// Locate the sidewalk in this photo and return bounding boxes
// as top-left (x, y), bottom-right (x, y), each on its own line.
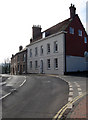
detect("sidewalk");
top-left (66, 93), bottom-right (88, 119)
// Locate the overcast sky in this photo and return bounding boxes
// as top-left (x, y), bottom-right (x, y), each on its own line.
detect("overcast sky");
top-left (0, 0), bottom-right (87, 63)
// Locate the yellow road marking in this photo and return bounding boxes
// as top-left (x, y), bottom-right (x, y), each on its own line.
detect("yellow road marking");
top-left (53, 92), bottom-right (87, 120)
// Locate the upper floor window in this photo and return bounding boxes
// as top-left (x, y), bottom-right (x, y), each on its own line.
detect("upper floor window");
top-left (17, 55), bottom-right (20, 62)
top-left (78, 30), bottom-right (82, 36)
top-left (54, 41), bottom-right (58, 52)
top-left (42, 32), bottom-right (45, 38)
top-left (69, 27), bottom-right (74, 34)
top-left (35, 47), bottom-right (38, 56)
top-left (40, 45), bottom-right (43, 55)
top-left (23, 54), bottom-right (26, 62)
top-left (30, 49), bottom-right (32, 57)
top-left (47, 59), bottom-right (51, 69)
top-left (47, 43), bottom-right (50, 53)
top-left (84, 37), bottom-right (87, 43)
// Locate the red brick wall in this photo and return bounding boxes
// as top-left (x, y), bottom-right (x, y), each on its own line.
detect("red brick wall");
top-left (66, 15), bottom-right (88, 57)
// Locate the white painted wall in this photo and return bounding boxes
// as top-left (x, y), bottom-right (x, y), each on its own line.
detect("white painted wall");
top-left (27, 32), bottom-right (65, 75)
top-left (66, 56), bottom-right (87, 72)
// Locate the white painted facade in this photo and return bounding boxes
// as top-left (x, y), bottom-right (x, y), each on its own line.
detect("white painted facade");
top-left (27, 32), bottom-right (66, 75)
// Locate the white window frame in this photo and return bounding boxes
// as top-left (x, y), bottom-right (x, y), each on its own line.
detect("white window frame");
top-left (35, 47), bottom-right (38, 56)
top-left (47, 43), bottom-right (50, 54)
top-left (47, 59), bottom-right (51, 69)
top-left (30, 49), bottom-right (32, 57)
top-left (54, 58), bottom-right (58, 69)
top-left (35, 60), bottom-right (38, 69)
top-left (40, 45), bottom-right (43, 55)
top-left (54, 41), bottom-right (58, 52)
top-left (30, 61), bottom-right (32, 69)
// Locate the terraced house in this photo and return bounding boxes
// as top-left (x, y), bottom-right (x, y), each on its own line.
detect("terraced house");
top-left (11, 46), bottom-right (27, 75)
top-left (26, 4), bottom-right (88, 75)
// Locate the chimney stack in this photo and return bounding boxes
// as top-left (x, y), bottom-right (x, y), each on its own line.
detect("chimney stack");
top-left (19, 46), bottom-right (23, 51)
top-left (69, 4), bottom-right (76, 18)
top-left (32, 25), bottom-right (42, 41)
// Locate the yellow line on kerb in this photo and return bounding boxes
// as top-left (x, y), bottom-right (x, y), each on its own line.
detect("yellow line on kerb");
top-left (53, 92), bottom-right (87, 120)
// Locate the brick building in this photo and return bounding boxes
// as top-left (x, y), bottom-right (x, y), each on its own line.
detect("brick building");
top-left (11, 46), bottom-right (27, 75)
top-left (27, 4), bottom-right (88, 75)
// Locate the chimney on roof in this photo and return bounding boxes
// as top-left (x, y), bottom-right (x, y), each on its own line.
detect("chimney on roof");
top-left (19, 46), bottom-right (23, 51)
top-left (69, 4), bottom-right (76, 18)
top-left (32, 25), bottom-right (42, 41)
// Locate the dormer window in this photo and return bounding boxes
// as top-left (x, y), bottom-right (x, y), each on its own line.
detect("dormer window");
top-left (69, 27), bottom-right (74, 34)
top-left (78, 30), bottom-right (82, 36)
top-left (42, 32), bottom-right (45, 38)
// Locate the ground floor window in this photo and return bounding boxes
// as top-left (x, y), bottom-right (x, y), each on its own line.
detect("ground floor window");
top-left (35, 61), bottom-right (38, 69)
top-left (30, 61), bottom-right (32, 69)
top-left (54, 58), bottom-right (58, 69)
top-left (47, 59), bottom-right (50, 69)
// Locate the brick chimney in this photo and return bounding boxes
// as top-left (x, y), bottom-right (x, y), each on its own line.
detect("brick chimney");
top-left (69, 4), bottom-right (76, 18)
top-left (19, 46), bottom-right (23, 51)
top-left (32, 25), bottom-right (42, 41)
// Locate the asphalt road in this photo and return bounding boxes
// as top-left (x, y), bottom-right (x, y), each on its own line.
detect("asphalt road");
top-left (2, 75), bottom-right (69, 118)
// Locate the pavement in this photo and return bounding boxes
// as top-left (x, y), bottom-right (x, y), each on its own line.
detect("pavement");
top-left (57, 73), bottom-right (88, 120)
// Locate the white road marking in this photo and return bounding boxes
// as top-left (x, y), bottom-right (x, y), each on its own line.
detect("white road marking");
top-left (68, 97), bottom-right (73, 102)
top-left (19, 79), bottom-right (26, 87)
top-left (78, 88), bottom-right (82, 91)
top-left (69, 88), bottom-right (73, 91)
top-left (79, 92), bottom-right (82, 95)
top-left (0, 82), bottom-right (6, 86)
top-left (0, 92), bottom-right (11, 100)
top-left (69, 85), bottom-right (72, 88)
top-left (69, 92), bottom-right (73, 96)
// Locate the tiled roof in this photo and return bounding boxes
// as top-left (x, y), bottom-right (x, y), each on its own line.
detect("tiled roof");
top-left (43, 18), bottom-right (72, 37)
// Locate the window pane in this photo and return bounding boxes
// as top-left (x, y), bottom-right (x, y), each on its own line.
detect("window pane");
top-left (47, 59), bottom-right (50, 69)
top-left (78, 30), bottom-right (82, 36)
top-left (69, 27), bottom-right (74, 34)
top-left (47, 44), bottom-right (50, 53)
top-left (54, 41), bottom-right (58, 52)
top-left (54, 58), bottom-right (58, 68)
top-left (84, 37), bottom-right (87, 43)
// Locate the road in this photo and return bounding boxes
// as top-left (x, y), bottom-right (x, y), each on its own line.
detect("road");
top-left (2, 75), bottom-right (69, 118)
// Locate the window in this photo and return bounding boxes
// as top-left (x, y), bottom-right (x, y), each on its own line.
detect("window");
top-left (23, 54), bottom-right (26, 62)
top-left (35, 61), bottom-right (38, 69)
top-left (23, 65), bottom-right (25, 72)
top-left (54, 58), bottom-right (58, 69)
top-left (47, 43), bottom-right (50, 53)
top-left (69, 27), bottom-right (74, 34)
top-left (35, 47), bottom-right (38, 56)
top-left (30, 61), bottom-right (32, 69)
top-left (18, 65), bottom-right (19, 72)
top-left (17, 56), bottom-right (20, 62)
top-left (40, 45), bottom-right (43, 55)
top-left (54, 41), bottom-right (58, 52)
top-left (30, 49), bottom-right (32, 57)
top-left (84, 37), bottom-right (87, 43)
top-left (47, 59), bottom-right (50, 69)
top-left (78, 30), bottom-right (82, 36)
top-left (42, 32), bottom-right (45, 38)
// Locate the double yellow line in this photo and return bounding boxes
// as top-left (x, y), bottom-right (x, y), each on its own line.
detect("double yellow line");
top-left (53, 92), bottom-right (87, 120)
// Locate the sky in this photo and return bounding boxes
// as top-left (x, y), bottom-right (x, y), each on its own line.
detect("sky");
top-left (0, 0), bottom-right (88, 63)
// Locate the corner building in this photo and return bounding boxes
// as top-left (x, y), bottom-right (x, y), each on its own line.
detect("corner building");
top-left (27, 4), bottom-right (88, 75)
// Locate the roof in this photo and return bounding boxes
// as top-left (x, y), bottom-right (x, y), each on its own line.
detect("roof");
top-left (11, 47), bottom-right (27, 59)
top-left (43, 17), bottom-right (72, 37)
